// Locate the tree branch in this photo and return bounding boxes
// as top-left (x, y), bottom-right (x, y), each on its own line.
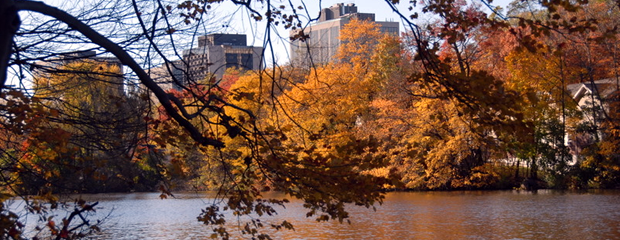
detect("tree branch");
top-left (14, 0), bottom-right (224, 148)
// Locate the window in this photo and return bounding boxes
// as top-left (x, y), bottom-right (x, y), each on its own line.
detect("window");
top-left (240, 54), bottom-right (252, 69)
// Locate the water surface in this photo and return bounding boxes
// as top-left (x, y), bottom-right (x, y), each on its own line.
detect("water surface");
top-left (17, 190), bottom-right (620, 239)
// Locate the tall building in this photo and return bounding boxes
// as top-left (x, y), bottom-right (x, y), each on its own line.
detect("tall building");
top-left (150, 34), bottom-right (263, 91)
top-left (289, 3), bottom-right (399, 65)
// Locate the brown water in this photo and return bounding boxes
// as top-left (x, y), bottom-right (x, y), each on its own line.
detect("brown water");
top-left (19, 190), bottom-right (620, 239)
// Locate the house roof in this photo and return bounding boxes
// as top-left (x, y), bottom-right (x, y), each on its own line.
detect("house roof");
top-left (567, 78), bottom-right (620, 101)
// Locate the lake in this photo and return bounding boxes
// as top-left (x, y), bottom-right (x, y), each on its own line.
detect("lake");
top-left (13, 190), bottom-right (620, 239)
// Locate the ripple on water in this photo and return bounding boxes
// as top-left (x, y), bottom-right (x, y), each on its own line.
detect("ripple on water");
top-left (15, 190), bottom-right (620, 240)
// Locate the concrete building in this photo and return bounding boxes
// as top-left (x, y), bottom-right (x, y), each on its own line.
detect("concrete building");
top-left (33, 50), bottom-right (125, 96)
top-left (36, 50), bottom-right (123, 69)
top-left (150, 34), bottom-right (263, 91)
top-left (148, 60), bottom-right (185, 91)
top-left (289, 3), bottom-right (399, 65)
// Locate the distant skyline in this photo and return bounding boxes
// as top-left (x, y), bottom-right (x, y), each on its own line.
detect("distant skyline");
top-left (38, 0), bottom-right (512, 66)
top-left (210, 0), bottom-right (512, 65)
top-left (210, 0), bottom-right (415, 65)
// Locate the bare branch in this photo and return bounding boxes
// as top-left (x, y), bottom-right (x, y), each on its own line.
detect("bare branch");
top-left (14, 0), bottom-right (224, 148)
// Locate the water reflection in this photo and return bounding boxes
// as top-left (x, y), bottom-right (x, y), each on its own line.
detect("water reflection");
top-left (17, 190), bottom-right (620, 239)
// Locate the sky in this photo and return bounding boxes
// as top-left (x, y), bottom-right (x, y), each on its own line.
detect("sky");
top-left (209, 0), bottom-right (512, 65)
top-left (7, 0), bottom-right (512, 89)
top-left (37, 0), bottom-right (413, 65)
top-left (35, 0), bottom-right (512, 66)
top-left (209, 0), bottom-right (416, 65)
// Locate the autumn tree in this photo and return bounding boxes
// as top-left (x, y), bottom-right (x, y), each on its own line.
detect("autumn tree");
top-left (27, 59), bottom-right (153, 193)
top-left (558, 0), bottom-right (620, 188)
top-left (1, 0), bottom-right (618, 238)
top-left (0, 86), bottom-right (106, 239)
top-left (276, 19), bottom-right (392, 151)
top-left (384, 0), bottom-right (532, 189)
top-left (499, 0), bottom-right (620, 188)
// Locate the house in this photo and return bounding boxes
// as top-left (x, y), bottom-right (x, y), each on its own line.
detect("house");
top-left (566, 78), bottom-right (620, 161)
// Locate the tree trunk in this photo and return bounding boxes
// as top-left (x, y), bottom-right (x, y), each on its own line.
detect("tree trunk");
top-left (0, 0), bottom-right (20, 89)
top-left (515, 160), bottom-right (520, 181)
